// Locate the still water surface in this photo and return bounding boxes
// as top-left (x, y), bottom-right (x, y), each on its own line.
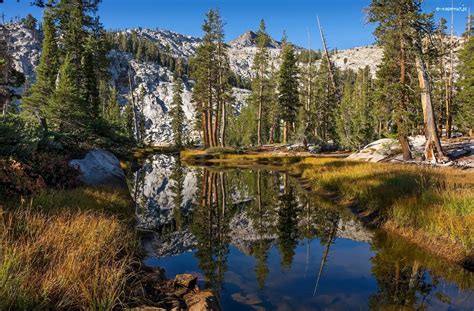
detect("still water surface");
top-left (133, 154), bottom-right (474, 310)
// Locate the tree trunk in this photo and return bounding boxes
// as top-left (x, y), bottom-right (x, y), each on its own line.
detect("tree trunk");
top-left (399, 134), bottom-right (412, 161)
top-left (220, 98), bottom-right (226, 147)
top-left (414, 53), bottom-right (446, 162)
top-left (398, 37), bottom-right (412, 160)
top-left (128, 71), bottom-right (141, 145)
top-left (269, 124), bottom-right (275, 144)
top-left (283, 121), bottom-right (288, 144)
top-left (257, 81), bottom-right (263, 146)
top-left (202, 110), bottom-right (209, 148)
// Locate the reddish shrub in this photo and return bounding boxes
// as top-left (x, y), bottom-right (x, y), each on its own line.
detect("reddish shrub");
top-left (29, 152), bottom-right (81, 190)
top-left (0, 159), bottom-right (47, 197)
top-left (1, 152), bottom-right (81, 198)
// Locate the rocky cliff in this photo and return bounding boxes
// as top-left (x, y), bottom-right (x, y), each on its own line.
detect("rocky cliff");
top-left (4, 22), bottom-right (408, 145)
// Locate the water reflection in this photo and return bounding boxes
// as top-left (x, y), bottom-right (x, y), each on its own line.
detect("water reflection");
top-left (133, 154), bottom-right (474, 310)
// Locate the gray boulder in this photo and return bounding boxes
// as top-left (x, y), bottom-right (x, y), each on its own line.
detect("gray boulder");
top-left (70, 149), bottom-right (126, 188)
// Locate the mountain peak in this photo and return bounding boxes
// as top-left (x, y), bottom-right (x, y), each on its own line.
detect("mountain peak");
top-left (229, 30), bottom-right (281, 49)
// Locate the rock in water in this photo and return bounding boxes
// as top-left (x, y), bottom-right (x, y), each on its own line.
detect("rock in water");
top-left (70, 149), bottom-right (126, 188)
top-left (174, 273), bottom-right (197, 289)
top-left (184, 291), bottom-right (221, 311)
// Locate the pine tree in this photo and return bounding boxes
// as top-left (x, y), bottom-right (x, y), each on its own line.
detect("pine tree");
top-left (267, 62), bottom-right (279, 144)
top-left (0, 24), bottom-right (12, 115)
top-left (336, 67), bottom-right (376, 149)
top-left (313, 57), bottom-right (339, 142)
top-left (456, 35), bottom-right (474, 134)
top-left (82, 36), bottom-right (100, 118)
top-left (297, 36), bottom-right (318, 144)
top-left (369, 0), bottom-right (445, 161)
top-left (55, 0), bottom-right (107, 131)
top-left (250, 19), bottom-right (272, 146)
top-left (369, 0), bottom-right (418, 160)
top-left (430, 18), bottom-right (448, 136)
top-left (170, 75), bottom-right (186, 148)
top-left (191, 9), bottom-right (232, 148)
top-left (277, 34), bottom-right (300, 144)
top-left (48, 53), bottom-right (85, 133)
top-left (22, 8), bottom-right (59, 133)
top-left (105, 86), bottom-right (121, 125)
top-left (23, 14), bottom-right (37, 32)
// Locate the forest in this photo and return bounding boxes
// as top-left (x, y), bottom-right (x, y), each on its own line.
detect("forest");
top-left (0, 0), bottom-right (473, 310)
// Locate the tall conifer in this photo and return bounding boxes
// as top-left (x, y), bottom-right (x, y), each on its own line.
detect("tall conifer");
top-left (277, 34), bottom-right (300, 144)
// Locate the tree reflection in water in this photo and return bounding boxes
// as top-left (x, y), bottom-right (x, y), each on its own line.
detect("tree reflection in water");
top-left (189, 167), bottom-right (345, 295)
top-left (135, 157), bottom-right (474, 310)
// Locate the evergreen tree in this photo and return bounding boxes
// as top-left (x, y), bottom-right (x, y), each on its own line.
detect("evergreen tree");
top-left (277, 34), bottom-right (300, 144)
top-left (250, 19), bottom-right (272, 146)
top-left (297, 42), bottom-right (318, 144)
top-left (170, 75), bottom-right (186, 148)
top-left (22, 8), bottom-right (59, 133)
top-left (105, 86), bottom-right (121, 125)
top-left (123, 101), bottom-right (135, 140)
top-left (267, 63), bottom-right (280, 143)
top-left (0, 25), bottom-right (12, 115)
top-left (313, 57), bottom-right (339, 142)
top-left (430, 18), bottom-right (449, 136)
top-left (369, 0), bottom-right (445, 161)
top-left (456, 35), bottom-right (474, 134)
top-left (369, 0), bottom-right (420, 160)
top-left (191, 9), bottom-right (232, 148)
top-left (48, 53), bottom-right (85, 133)
top-left (23, 14), bottom-right (37, 31)
top-left (336, 67), bottom-right (376, 149)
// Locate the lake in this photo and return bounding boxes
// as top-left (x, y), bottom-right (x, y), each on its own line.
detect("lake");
top-left (132, 154), bottom-right (474, 310)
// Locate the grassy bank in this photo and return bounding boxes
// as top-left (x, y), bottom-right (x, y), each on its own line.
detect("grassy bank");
top-left (182, 150), bottom-right (474, 268)
top-left (0, 187), bottom-right (139, 310)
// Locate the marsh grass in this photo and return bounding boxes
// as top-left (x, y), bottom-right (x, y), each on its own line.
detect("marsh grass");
top-left (0, 187), bottom-right (139, 310)
top-left (291, 158), bottom-right (474, 251)
top-left (182, 150), bottom-right (474, 259)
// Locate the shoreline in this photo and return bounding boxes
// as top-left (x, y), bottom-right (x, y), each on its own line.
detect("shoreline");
top-left (180, 149), bottom-right (474, 271)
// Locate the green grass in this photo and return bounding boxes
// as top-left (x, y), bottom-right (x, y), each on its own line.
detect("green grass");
top-left (0, 187), bottom-right (139, 310)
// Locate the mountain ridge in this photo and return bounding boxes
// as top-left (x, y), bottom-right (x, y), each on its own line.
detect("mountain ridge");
top-left (6, 22), bottom-right (387, 145)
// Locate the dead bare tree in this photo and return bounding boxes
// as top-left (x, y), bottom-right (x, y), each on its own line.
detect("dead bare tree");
top-left (412, 36), bottom-right (447, 162)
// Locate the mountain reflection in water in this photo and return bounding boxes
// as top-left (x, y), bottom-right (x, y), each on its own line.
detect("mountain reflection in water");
top-left (132, 154), bottom-right (474, 310)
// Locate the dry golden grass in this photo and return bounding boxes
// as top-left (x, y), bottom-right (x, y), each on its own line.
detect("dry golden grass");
top-left (291, 158), bottom-right (474, 251)
top-left (182, 151), bottom-right (474, 262)
top-left (0, 187), bottom-right (138, 310)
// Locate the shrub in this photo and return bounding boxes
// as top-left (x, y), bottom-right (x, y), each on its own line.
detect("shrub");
top-left (29, 152), bottom-right (80, 190)
top-left (0, 114), bottom-right (40, 158)
top-left (0, 159), bottom-right (46, 197)
top-left (0, 152), bottom-right (80, 199)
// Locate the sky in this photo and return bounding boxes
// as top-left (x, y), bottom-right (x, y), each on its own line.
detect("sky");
top-left (1, 0), bottom-right (472, 49)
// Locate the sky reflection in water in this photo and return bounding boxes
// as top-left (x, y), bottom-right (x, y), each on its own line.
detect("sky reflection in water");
top-left (135, 155), bottom-right (474, 310)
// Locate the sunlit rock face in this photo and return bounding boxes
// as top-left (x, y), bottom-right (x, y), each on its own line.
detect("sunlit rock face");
top-left (7, 22), bottom-right (402, 145)
top-left (108, 50), bottom-right (199, 145)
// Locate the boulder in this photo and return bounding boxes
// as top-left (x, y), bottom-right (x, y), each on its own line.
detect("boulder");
top-left (69, 149), bottom-right (126, 188)
top-left (174, 273), bottom-right (197, 289)
top-left (184, 290), bottom-right (221, 311)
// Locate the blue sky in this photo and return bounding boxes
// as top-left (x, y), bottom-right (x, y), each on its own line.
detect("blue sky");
top-left (1, 0), bottom-right (472, 49)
